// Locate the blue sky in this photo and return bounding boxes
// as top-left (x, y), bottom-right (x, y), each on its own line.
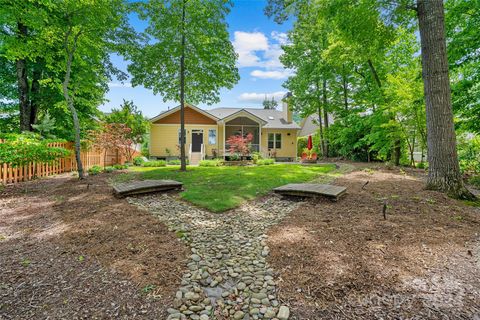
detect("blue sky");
top-left (102, 0), bottom-right (293, 118)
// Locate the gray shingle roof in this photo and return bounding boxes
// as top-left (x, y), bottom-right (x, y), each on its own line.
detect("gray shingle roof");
top-left (207, 107), bottom-right (301, 129)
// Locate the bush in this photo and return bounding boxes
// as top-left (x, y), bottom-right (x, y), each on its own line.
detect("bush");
top-left (457, 134), bottom-right (480, 174)
top-left (257, 158), bottom-right (274, 166)
top-left (113, 164), bottom-right (128, 170)
top-left (167, 159), bottom-right (181, 165)
top-left (88, 165), bottom-right (102, 175)
top-left (251, 152), bottom-right (263, 164)
top-left (468, 176), bottom-right (480, 188)
top-left (142, 160), bottom-right (166, 167)
top-left (133, 156), bottom-right (145, 166)
top-left (199, 159), bottom-right (223, 167)
top-left (229, 153), bottom-right (240, 161)
top-left (104, 166), bottom-right (115, 173)
top-left (297, 136), bottom-right (308, 156)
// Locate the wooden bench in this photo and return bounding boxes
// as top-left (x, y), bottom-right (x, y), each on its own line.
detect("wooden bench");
top-left (113, 180), bottom-right (183, 198)
top-left (273, 183), bottom-right (346, 201)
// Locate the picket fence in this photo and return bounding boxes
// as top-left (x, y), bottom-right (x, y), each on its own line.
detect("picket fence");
top-left (0, 141), bottom-right (132, 185)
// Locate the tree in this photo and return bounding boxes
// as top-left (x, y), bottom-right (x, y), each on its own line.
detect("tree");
top-left (226, 133), bottom-right (253, 158)
top-left (128, 0), bottom-right (239, 171)
top-left (45, 0), bottom-right (133, 179)
top-left (416, 0), bottom-right (474, 199)
top-left (105, 99), bottom-right (149, 146)
top-left (90, 123), bottom-right (134, 166)
top-left (262, 96), bottom-right (278, 109)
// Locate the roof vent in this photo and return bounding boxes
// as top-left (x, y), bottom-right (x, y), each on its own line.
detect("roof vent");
top-left (268, 116), bottom-right (274, 120)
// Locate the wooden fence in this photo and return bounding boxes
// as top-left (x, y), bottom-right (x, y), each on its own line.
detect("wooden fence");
top-left (0, 141), bottom-right (135, 185)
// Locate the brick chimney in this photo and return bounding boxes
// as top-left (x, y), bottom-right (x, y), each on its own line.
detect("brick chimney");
top-left (282, 92), bottom-right (292, 123)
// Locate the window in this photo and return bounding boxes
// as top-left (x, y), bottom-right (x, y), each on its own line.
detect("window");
top-left (268, 133), bottom-right (281, 149)
top-left (178, 129), bottom-right (186, 145)
top-left (208, 129), bottom-right (216, 145)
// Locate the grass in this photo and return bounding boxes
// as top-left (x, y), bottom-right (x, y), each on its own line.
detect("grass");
top-left (115, 164), bottom-right (335, 212)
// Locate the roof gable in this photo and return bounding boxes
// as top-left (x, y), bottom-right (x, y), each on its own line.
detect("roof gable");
top-left (151, 104), bottom-right (218, 125)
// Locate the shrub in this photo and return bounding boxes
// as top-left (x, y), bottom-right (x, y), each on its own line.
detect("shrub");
top-left (113, 164), bottom-right (128, 170)
top-left (133, 156), bottom-right (145, 166)
top-left (469, 176), bottom-right (480, 188)
top-left (104, 166), bottom-right (115, 173)
top-left (457, 134), bottom-right (480, 174)
top-left (199, 159), bottom-right (223, 167)
top-left (142, 160), bottom-right (166, 167)
top-left (228, 153), bottom-right (240, 161)
top-left (251, 152), bottom-right (262, 164)
top-left (257, 158), bottom-right (274, 166)
top-left (88, 165), bottom-right (102, 175)
top-left (297, 136), bottom-right (308, 156)
top-left (167, 159), bottom-right (181, 165)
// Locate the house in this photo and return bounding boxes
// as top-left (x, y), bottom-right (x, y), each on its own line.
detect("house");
top-left (298, 113), bottom-right (335, 137)
top-left (149, 96), bottom-right (301, 164)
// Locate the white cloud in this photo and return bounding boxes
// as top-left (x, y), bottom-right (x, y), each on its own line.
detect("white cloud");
top-left (238, 91), bottom-right (287, 103)
top-left (250, 69), bottom-right (292, 80)
top-left (271, 31), bottom-right (288, 45)
top-left (108, 82), bottom-right (132, 88)
top-left (232, 31), bottom-right (269, 68)
top-left (232, 30), bottom-right (292, 80)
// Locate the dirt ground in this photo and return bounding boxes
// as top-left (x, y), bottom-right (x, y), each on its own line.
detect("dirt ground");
top-left (0, 173), bottom-right (188, 319)
top-left (268, 165), bottom-right (480, 319)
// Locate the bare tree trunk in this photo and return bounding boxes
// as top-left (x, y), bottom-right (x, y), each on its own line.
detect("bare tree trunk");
top-left (179, 0), bottom-right (187, 172)
top-left (342, 65), bottom-right (348, 111)
top-left (416, 0), bottom-right (474, 199)
top-left (29, 62), bottom-right (42, 129)
top-left (317, 104), bottom-right (325, 157)
top-left (16, 22), bottom-right (30, 132)
top-left (322, 79), bottom-right (329, 157)
top-left (63, 30), bottom-right (84, 179)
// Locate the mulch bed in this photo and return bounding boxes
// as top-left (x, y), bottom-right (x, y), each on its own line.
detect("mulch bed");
top-left (267, 166), bottom-right (480, 319)
top-left (0, 172), bottom-right (188, 319)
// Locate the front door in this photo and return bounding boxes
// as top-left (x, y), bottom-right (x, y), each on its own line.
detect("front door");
top-left (192, 130), bottom-right (203, 152)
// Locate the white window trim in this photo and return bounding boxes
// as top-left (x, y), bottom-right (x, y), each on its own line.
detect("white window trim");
top-left (268, 133), bottom-right (282, 149)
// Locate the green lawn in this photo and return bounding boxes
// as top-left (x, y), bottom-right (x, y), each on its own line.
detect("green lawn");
top-left (117, 164), bottom-right (335, 212)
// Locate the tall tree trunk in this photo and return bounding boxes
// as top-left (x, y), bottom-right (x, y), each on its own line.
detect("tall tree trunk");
top-left (179, 0), bottom-right (187, 172)
top-left (317, 104), bottom-right (325, 157)
top-left (393, 139), bottom-right (401, 166)
top-left (16, 22), bottom-right (30, 132)
top-left (29, 61), bottom-right (43, 129)
top-left (342, 64), bottom-right (348, 112)
top-left (63, 30), bottom-right (84, 179)
top-left (367, 59), bottom-right (382, 89)
top-left (416, 0), bottom-right (474, 199)
top-left (322, 79), bottom-right (329, 157)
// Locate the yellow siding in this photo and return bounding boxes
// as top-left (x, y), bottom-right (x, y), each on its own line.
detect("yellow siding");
top-left (260, 129), bottom-right (298, 159)
top-left (150, 124), bottom-right (219, 158)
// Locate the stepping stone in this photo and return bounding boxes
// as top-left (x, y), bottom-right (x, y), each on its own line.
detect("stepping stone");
top-left (113, 179), bottom-right (182, 198)
top-left (273, 183), bottom-right (346, 201)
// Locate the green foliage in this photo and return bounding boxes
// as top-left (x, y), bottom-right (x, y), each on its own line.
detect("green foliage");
top-left (199, 159), bottom-right (223, 167)
top-left (468, 176), bottom-right (480, 188)
top-left (105, 100), bottom-right (149, 144)
top-left (133, 156), bottom-right (145, 166)
top-left (167, 159), bottom-right (181, 165)
top-left (32, 112), bottom-right (57, 139)
top-left (113, 164), bottom-right (128, 170)
top-left (297, 136), bottom-right (308, 156)
top-left (0, 133), bottom-right (70, 167)
top-left (228, 153), bottom-right (240, 161)
top-left (251, 152), bottom-right (263, 164)
top-left (128, 0), bottom-right (239, 105)
top-left (103, 166), bottom-right (114, 173)
top-left (257, 159), bottom-right (275, 166)
top-left (142, 160), bottom-right (166, 167)
top-left (262, 96), bottom-right (278, 109)
top-left (457, 134), bottom-right (480, 174)
top-left (88, 165), bottom-right (103, 175)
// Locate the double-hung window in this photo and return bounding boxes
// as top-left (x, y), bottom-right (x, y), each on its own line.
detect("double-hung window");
top-left (208, 129), bottom-right (216, 145)
top-left (268, 133), bottom-right (281, 149)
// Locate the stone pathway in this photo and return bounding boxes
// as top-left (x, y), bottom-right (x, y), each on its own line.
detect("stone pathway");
top-left (128, 194), bottom-right (301, 320)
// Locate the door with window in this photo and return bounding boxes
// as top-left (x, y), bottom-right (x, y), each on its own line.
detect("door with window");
top-left (192, 130), bottom-right (203, 152)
